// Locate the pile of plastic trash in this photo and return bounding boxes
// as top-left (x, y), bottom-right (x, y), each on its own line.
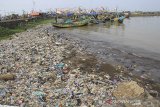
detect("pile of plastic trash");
top-left (0, 25), bottom-right (159, 107)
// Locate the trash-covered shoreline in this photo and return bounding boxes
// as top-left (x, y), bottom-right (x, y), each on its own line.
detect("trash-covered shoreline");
top-left (0, 24), bottom-right (159, 106)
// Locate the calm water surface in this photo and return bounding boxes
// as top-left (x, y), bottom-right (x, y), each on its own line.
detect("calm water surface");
top-left (62, 16), bottom-right (160, 60)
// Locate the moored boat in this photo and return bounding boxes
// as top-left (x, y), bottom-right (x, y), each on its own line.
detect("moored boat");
top-left (52, 19), bottom-right (88, 28)
top-left (111, 16), bottom-right (125, 23)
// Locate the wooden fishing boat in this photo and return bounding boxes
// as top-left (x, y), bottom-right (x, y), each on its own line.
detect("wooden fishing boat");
top-left (52, 19), bottom-right (88, 28)
top-left (111, 16), bottom-right (125, 23)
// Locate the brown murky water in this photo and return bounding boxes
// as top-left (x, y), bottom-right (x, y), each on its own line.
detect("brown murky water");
top-left (61, 16), bottom-right (160, 60)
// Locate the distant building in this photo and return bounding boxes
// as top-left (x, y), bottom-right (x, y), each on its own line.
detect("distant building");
top-left (30, 11), bottom-right (40, 17)
top-left (29, 11), bottom-right (49, 18)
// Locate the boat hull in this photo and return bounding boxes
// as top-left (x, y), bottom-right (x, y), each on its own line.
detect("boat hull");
top-left (111, 16), bottom-right (125, 23)
top-left (52, 20), bottom-right (88, 28)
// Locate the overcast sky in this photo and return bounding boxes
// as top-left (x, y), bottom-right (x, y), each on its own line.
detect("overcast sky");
top-left (0, 0), bottom-right (160, 15)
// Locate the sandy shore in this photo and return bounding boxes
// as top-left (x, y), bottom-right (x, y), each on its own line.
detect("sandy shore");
top-left (0, 24), bottom-right (159, 107)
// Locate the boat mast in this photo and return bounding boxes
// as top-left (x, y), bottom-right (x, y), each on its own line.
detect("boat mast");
top-left (32, 0), bottom-right (36, 11)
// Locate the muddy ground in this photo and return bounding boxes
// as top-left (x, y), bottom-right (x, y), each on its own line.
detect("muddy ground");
top-left (51, 27), bottom-right (160, 96)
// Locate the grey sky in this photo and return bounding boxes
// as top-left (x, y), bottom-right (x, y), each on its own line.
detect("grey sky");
top-left (0, 0), bottom-right (160, 15)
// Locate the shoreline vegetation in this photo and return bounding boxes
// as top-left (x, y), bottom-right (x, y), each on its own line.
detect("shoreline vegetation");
top-left (0, 18), bottom-right (54, 40)
top-left (130, 11), bottom-right (160, 17)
